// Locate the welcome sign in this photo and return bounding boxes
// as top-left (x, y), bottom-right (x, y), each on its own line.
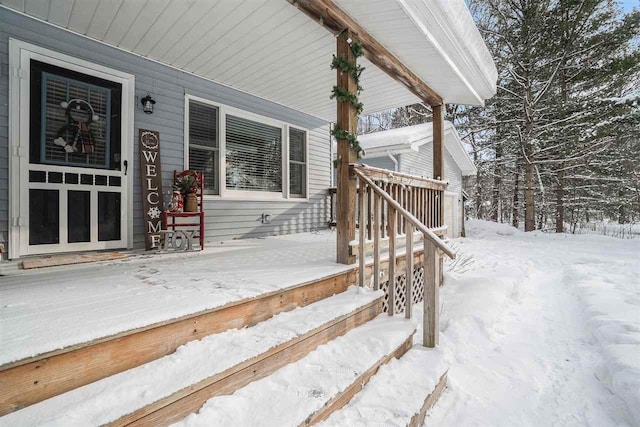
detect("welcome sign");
top-left (139, 129), bottom-right (164, 250)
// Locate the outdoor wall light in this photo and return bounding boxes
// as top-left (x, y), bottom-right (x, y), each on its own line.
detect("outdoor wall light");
top-left (141, 94), bottom-right (156, 114)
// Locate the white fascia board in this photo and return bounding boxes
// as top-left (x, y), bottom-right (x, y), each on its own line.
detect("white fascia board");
top-left (395, 0), bottom-right (497, 105)
top-left (446, 125), bottom-right (477, 176)
top-left (362, 144), bottom-right (417, 158)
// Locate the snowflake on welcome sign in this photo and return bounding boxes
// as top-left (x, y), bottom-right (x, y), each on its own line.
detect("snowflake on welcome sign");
top-left (147, 206), bottom-right (161, 220)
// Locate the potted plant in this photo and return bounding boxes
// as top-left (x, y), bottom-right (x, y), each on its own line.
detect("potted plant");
top-left (174, 171), bottom-right (200, 212)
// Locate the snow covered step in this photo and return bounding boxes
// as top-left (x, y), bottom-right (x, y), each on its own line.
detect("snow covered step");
top-left (0, 269), bottom-right (355, 416)
top-left (319, 347), bottom-right (449, 427)
top-left (172, 316), bottom-right (417, 427)
top-left (0, 286), bottom-right (382, 427)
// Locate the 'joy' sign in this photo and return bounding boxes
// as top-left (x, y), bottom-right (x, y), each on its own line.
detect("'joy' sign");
top-left (139, 129), bottom-right (164, 250)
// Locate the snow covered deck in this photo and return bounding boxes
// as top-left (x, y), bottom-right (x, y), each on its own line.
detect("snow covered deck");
top-left (0, 231), bottom-right (349, 367)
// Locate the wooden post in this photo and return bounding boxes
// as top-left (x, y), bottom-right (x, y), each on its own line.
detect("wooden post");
top-left (405, 218), bottom-right (413, 319)
top-left (388, 205), bottom-right (397, 316)
top-left (432, 105), bottom-right (445, 180)
top-left (433, 105), bottom-right (445, 228)
top-left (358, 179), bottom-right (367, 286)
top-left (423, 239), bottom-right (439, 347)
top-left (373, 192), bottom-right (381, 290)
top-left (336, 29), bottom-right (359, 265)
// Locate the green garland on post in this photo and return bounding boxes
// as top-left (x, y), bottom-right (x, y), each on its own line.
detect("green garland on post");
top-left (331, 38), bottom-right (365, 159)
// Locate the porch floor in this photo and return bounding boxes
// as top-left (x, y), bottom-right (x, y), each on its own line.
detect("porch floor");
top-left (0, 231), bottom-right (349, 367)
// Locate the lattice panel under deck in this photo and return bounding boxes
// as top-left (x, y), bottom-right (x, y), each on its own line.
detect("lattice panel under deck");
top-left (379, 266), bottom-right (425, 315)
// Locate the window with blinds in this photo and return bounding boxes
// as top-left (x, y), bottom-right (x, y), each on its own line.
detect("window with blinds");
top-left (225, 115), bottom-right (283, 193)
top-left (289, 128), bottom-right (306, 197)
top-left (188, 100), bottom-right (219, 194)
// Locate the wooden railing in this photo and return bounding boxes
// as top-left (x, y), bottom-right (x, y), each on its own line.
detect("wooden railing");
top-left (328, 165), bottom-right (448, 231)
top-left (347, 164), bottom-right (455, 348)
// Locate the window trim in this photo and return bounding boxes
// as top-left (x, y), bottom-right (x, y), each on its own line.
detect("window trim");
top-left (288, 126), bottom-right (308, 199)
top-left (184, 94), bottom-right (309, 202)
top-left (184, 95), bottom-right (220, 195)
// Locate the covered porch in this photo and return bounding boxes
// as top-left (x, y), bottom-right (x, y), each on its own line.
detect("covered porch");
top-left (0, 0), bottom-right (496, 423)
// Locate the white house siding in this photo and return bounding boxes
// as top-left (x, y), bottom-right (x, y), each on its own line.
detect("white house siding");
top-left (361, 156), bottom-right (397, 172)
top-left (0, 8), bottom-right (332, 254)
top-left (398, 142), bottom-right (463, 193)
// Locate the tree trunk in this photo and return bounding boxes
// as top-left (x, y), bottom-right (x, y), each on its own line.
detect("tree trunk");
top-left (492, 142), bottom-right (502, 222)
top-left (555, 168), bottom-right (564, 232)
top-left (618, 189), bottom-right (627, 224)
top-left (471, 133), bottom-right (483, 219)
top-left (524, 159), bottom-right (535, 231)
top-left (512, 165), bottom-right (519, 228)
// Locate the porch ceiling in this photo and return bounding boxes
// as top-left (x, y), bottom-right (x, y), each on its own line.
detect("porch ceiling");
top-left (0, 0), bottom-right (496, 122)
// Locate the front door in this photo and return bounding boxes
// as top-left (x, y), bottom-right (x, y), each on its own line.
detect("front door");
top-left (10, 41), bottom-right (134, 258)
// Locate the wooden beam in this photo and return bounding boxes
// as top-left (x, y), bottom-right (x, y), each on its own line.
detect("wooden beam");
top-left (335, 29), bottom-right (358, 265)
top-left (289, 0), bottom-right (443, 106)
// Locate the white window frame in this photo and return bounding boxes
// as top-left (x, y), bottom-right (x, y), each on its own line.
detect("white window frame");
top-left (288, 126), bottom-right (309, 199)
top-left (184, 94), bottom-right (309, 202)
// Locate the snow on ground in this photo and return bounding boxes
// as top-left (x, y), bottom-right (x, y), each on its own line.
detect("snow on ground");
top-left (0, 230), bottom-right (347, 365)
top-left (425, 219), bottom-right (640, 426)
top-left (573, 221), bottom-right (640, 239)
top-left (320, 346), bottom-right (448, 427)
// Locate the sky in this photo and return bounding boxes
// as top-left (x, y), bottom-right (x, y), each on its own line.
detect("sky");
top-left (622, 0), bottom-right (639, 12)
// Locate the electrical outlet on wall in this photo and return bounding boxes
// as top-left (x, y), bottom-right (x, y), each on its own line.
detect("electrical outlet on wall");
top-left (261, 213), bottom-right (271, 224)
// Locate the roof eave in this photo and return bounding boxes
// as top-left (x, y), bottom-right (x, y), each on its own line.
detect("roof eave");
top-left (396, 0), bottom-right (497, 105)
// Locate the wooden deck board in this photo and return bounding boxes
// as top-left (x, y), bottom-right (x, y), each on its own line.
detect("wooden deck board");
top-left (408, 371), bottom-right (448, 427)
top-left (21, 252), bottom-right (128, 269)
top-left (304, 334), bottom-right (414, 425)
top-left (113, 299), bottom-right (384, 427)
top-left (0, 270), bottom-right (356, 416)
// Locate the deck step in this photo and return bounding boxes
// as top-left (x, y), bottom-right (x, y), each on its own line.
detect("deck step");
top-left (0, 287), bottom-right (382, 427)
top-left (319, 347), bottom-right (449, 427)
top-left (0, 269), bottom-right (355, 416)
top-left (172, 316), bottom-right (416, 427)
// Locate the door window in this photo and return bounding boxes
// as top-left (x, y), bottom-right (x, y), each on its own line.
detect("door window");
top-left (29, 60), bottom-right (122, 171)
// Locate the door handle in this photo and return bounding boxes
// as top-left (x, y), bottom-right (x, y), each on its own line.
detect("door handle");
top-left (123, 160), bottom-right (128, 176)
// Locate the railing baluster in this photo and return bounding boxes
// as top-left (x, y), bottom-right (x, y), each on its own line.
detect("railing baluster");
top-left (358, 178), bottom-right (367, 287)
top-left (424, 189), bottom-right (428, 227)
top-left (373, 192), bottom-right (381, 290)
top-left (388, 204), bottom-right (397, 316)
top-left (400, 186), bottom-right (404, 235)
top-left (397, 186), bottom-right (401, 234)
top-left (430, 190), bottom-right (435, 228)
top-left (367, 184), bottom-right (373, 240)
top-left (418, 188), bottom-right (423, 224)
top-left (405, 218), bottom-right (413, 319)
top-left (437, 190), bottom-right (441, 228)
top-left (426, 189), bottom-right (430, 228)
